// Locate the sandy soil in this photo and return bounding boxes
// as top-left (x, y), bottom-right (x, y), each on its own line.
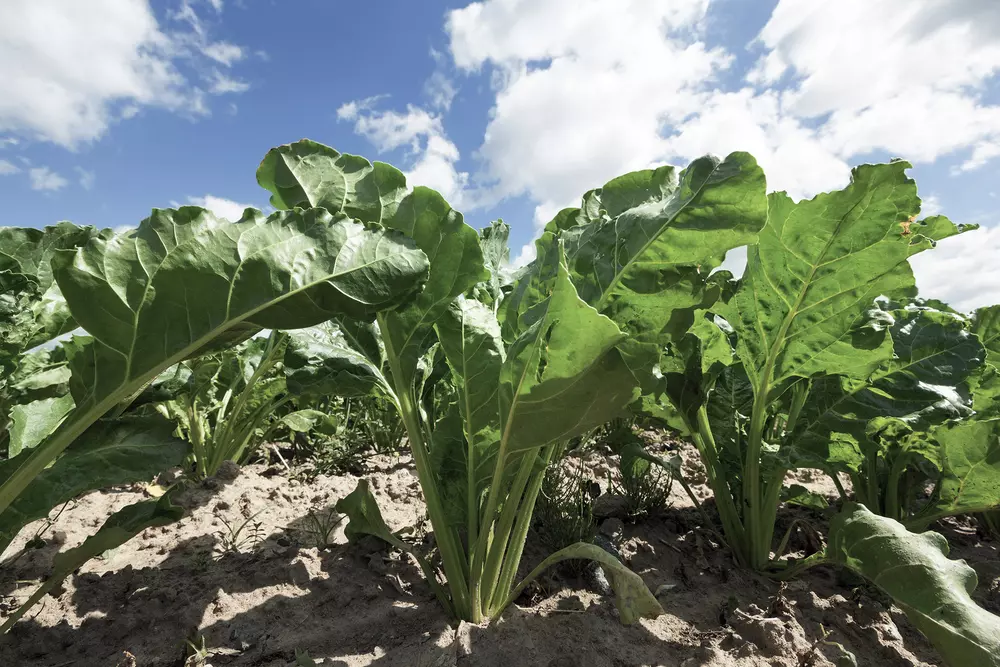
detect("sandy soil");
top-left (1, 439), bottom-right (997, 667)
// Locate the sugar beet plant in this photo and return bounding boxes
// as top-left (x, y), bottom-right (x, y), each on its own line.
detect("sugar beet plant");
top-left (256, 140), bottom-right (662, 623)
top-left (523, 156), bottom-right (1000, 663)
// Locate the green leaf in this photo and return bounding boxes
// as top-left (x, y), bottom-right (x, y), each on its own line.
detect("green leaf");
top-left (256, 140), bottom-right (407, 221)
top-left (919, 418), bottom-right (1000, 521)
top-left (523, 154), bottom-right (767, 379)
top-left (971, 305), bottom-right (1000, 417)
top-left (733, 162), bottom-right (971, 395)
top-left (0, 221), bottom-right (104, 291)
top-left (828, 503), bottom-right (1000, 667)
top-left (433, 296), bottom-right (506, 526)
top-left (0, 416), bottom-right (189, 556)
top-left (335, 479), bottom-right (451, 611)
top-left (501, 243), bottom-right (639, 452)
top-left (7, 395), bottom-right (74, 457)
top-left (781, 484), bottom-right (829, 511)
top-left (506, 541), bottom-right (663, 625)
top-left (1, 494), bottom-right (184, 634)
top-left (278, 409), bottom-right (333, 433)
top-left (475, 219), bottom-right (513, 310)
top-left (284, 320), bottom-right (388, 398)
top-left (792, 301), bottom-right (985, 470)
top-left (0, 205), bottom-right (428, 517)
top-left (258, 140), bottom-right (487, 393)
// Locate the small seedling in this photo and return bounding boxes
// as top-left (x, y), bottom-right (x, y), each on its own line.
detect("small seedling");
top-left (302, 506), bottom-right (344, 550)
top-left (214, 510), bottom-right (265, 555)
top-left (535, 463), bottom-right (597, 561)
top-left (610, 455), bottom-right (672, 521)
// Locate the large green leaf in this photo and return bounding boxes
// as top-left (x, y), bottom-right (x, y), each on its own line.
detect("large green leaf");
top-left (258, 140), bottom-right (487, 393)
top-left (540, 154), bottom-right (766, 377)
top-left (1, 495), bottom-right (184, 634)
top-left (733, 162), bottom-right (970, 396)
top-left (828, 503), bottom-right (1000, 667)
top-left (0, 205), bottom-right (428, 515)
top-left (284, 320), bottom-right (388, 398)
top-left (792, 301), bottom-right (985, 470)
top-left (971, 305), bottom-right (1000, 417)
top-left (256, 139), bottom-right (407, 221)
top-left (7, 395), bottom-right (74, 458)
top-left (0, 221), bottom-right (104, 290)
top-left (433, 296), bottom-right (506, 526)
top-left (501, 243), bottom-right (639, 452)
top-left (0, 416), bottom-right (189, 556)
top-left (918, 418), bottom-right (1000, 522)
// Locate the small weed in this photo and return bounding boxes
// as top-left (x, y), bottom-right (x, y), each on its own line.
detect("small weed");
top-left (214, 511), bottom-right (265, 555)
top-left (534, 462), bottom-right (598, 572)
top-left (301, 506), bottom-right (343, 550)
top-left (610, 456), bottom-right (673, 520)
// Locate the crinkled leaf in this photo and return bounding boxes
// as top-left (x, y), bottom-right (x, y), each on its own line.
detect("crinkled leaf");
top-left (828, 503), bottom-right (1000, 667)
top-left (7, 395), bottom-right (74, 457)
top-left (256, 140), bottom-right (407, 221)
top-left (284, 320), bottom-right (388, 398)
top-left (259, 140), bottom-right (486, 394)
top-left (519, 155), bottom-right (766, 383)
top-left (733, 162), bottom-right (970, 396)
top-left (792, 301), bottom-right (984, 470)
top-left (920, 418), bottom-right (1000, 520)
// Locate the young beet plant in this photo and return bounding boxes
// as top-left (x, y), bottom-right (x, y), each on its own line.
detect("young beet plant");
top-left (256, 140), bottom-right (662, 623)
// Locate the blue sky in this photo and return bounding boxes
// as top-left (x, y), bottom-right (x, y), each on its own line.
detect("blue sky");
top-left (2, 0), bottom-right (999, 311)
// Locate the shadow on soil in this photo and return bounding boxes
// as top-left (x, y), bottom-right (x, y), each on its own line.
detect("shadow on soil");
top-left (1, 494), bottom-right (995, 666)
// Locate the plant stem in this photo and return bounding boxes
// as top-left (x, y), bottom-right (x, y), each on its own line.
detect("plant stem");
top-left (488, 443), bottom-right (557, 614)
top-left (378, 314), bottom-right (471, 619)
top-left (480, 450), bottom-right (537, 610)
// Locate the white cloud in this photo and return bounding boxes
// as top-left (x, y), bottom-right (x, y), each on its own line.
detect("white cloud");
top-left (338, 102), bottom-right (470, 207)
top-left (446, 0), bottom-right (1000, 295)
top-left (752, 0), bottom-right (1000, 169)
top-left (922, 194), bottom-right (943, 217)
top-left (0, 0), bottom-right (250, 148)
top-left (911, 225), bottom-right (1000, 313)
top-left (448, 0), bottom-right (727, 235)
top-left (202, 42), bottom-right (244, 66)
top-left (76, 167), bottom-right (96, 190)
top-left (187, 194), bottom-right (256, 221)
top-left (29, 166), bottom-right (68, 191)
top-left (425, 71), bottom-right (457, 111)
top-left (207, 70), bottom-right (250, 94)
top-left (0, 159), bottom-right (19, 175)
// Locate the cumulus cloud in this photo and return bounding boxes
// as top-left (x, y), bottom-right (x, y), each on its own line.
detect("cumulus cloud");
top-left (337, 101), bottom-right (470, 208)
top-left (75, 167), bottom-right (96, 190)
top-left (187, 194), bottom-right (257, 221)
top-left (0, 0), bottom-right (251, 148)
top-left (29, 167), bottom-right (68, 191)
top-left (0, 159), bottom-right (19, 176)
top-left (445, 0), bottom-right (1000, 306)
